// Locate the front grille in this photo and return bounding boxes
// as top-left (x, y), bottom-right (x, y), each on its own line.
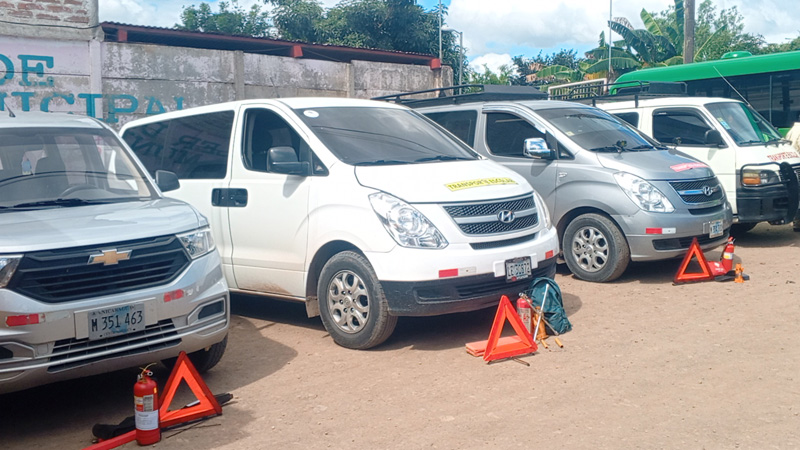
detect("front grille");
top-left (10, 235), bottom-right (189, 303)
top-left (669, 177), bottom-right (724, 204)
top-left (470, 233), bottom-right (538, 250)
top-left (443, 194), bottom-right (539, 236)
top-left (48, 319), bottom-right (179, 373)
top-left (688, 204), bottom-right (726, 216)
top-left (652, 228), bottom-right (730, 251)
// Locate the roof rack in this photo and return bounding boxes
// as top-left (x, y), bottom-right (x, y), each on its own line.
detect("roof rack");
top-left (373, 84), bottom-right (547, 107)
top-left (549, 80), bottom-right (688, 108)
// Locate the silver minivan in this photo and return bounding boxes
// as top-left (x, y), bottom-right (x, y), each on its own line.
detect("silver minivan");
top-left (387, 86), bottom-right (734, 282)
top-left (0, 112), bottom-right (229, 394)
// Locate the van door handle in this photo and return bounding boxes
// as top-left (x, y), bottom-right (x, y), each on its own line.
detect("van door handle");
top-left (557, 172), bottom-right (567, 178)
top-left (212, 188), bottom-right (248, 207)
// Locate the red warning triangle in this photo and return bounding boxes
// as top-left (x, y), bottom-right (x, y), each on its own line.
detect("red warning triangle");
top-left (483, 295), bottom-right (537, 362)
top-left (673, 237), bottom-right (715, 284)
top-left (159, 351), bottom-right (222, 428)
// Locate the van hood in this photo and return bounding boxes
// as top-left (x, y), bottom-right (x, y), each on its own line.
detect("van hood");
top-left (354, 160), bottom-right (532, 203)
top-left (737, 142), bottom-right (800, 166)
top-left (596, 150), bottom-right (716, 181)
top-left (0, 198), bottom-right (205, 253)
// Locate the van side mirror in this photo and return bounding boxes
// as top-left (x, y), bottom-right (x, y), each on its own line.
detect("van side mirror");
top-left (704, 129), bottom-right (725, 146)
top-left (267, 146), bottom-right (310, 176)
top-left (523, 138), bottom-right (555, 159)
top-left (155, 170), bottom-right (180, 192)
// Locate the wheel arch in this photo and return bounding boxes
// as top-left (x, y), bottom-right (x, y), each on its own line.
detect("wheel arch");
top-left (557, 206), bottom-right (626, 244)
top-left (305, 240), bottom-right (363, 316)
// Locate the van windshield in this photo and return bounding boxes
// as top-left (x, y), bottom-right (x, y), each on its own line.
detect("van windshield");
top-left (535, 107), bottom-right (660, 152)
top-left (293, 106), bottom-right (479, 165)
top-left (0, 127), bottom-right (157, 210)
top-left (706, 102), bottom-right (784, 145)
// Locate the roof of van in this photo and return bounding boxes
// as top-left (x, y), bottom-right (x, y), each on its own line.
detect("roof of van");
top-left (596, 96), bottom-right (742, 110)
top-left (0, 112), bottom-right (103, 129)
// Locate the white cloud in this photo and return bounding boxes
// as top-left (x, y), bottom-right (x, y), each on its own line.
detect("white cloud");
top-left (469, 53), bottom-right (513, 74)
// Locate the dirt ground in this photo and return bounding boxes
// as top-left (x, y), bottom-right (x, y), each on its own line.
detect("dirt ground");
top-left (2, 223), bottom-right (799, 449)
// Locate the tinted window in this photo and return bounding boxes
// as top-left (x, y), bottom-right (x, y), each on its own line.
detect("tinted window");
top-left (424, 110), bottom-right (478, 146)
top-left (613, 112), bottom-right (639, 128)
top-left (242, 108), bottom-right (325, 175)
top-left (535, 107), bottom-right (657, 152)
top-left (706, 102), bottom-right (782, 145)
top-left (123, 111), bottom-right (233, 179)
top-left (485, 112), bottom-right (545, 157)
top-left (293, 106), bottom-right (477, 166)
top-left (652, 110), bottom-right (713, 146)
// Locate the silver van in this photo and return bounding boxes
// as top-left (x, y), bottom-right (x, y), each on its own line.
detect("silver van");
top-left (0, 112), bottom-right (229, 394)
top-left (385, 86), bottom-right (734, 282)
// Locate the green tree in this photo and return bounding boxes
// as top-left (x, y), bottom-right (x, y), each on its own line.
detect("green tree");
top-left (268, 0), bottom-right (325, 42)
top-left (467, 64), bottom-right (513, 85)
top-left (177, 0), bottom-right (271, 37)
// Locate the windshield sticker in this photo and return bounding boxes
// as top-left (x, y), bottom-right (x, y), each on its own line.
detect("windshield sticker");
top-left (21, 157), bottom-right (32, 175)
top-left (565, 131), bottom-right (575, 136)
top-left (445, 177), bottom-right (518, 191)
top-left (670, 162), bottom-right (709, 172)
top-left (303, 110), bottom-right (319, 118)
top-left (718, 119), bottom-right (731, 129)
top-left (767, 151), bottom-right (800, 162)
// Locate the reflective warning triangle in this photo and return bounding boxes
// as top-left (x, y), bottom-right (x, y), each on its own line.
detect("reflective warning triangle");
top-left (483, 295), bottom-right (537, 362)
top-left (159, 351), bottom-right (222, 428)
top-left (673, 237), bottom-right (716, 284)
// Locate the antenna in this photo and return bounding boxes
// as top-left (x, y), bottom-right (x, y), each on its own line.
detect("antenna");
top-left (713, 66), bottom-right (750, 106)
top-left (1, 97), bottom-right (15, 117)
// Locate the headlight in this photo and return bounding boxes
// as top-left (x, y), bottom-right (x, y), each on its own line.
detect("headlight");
top-left (741, 169), bottom-right (779, 186)
top-left (178, 228), bottom-right (216, 259)
top-left (614, 172), bottom-right (674, 213)
top-left (533, 191), bottom-right (551, 229)
top-left (369, 192), bottom-right (448, 249)
top-left (0, 255), bottom-right (22, 288)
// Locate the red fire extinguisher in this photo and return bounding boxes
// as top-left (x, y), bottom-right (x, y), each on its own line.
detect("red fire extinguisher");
top-left (134, 364), bottom-right (161, 445)
top-left (720, 237), bottom-right (735, 272)
top-left (516, 295), bottom-right (532, 337)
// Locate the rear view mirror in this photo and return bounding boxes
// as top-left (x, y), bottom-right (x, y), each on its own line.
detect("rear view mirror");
top-left (267, 146), bottom-right (310, 176)
top-left (155, 170), bottom-right (180, 192)
top-left (523, 138), bottom-right (554, 159)
top-left (704, 129), bottom-right (725, 147)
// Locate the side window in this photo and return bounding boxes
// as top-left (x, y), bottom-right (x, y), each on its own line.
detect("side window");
top-left (485, 112), bottom-right (545, 157)
top-left (613, 112), bottom-right (639, 128)
top-left (652, 110), bottom-right (713, 146)
top-left (123, 111), bottom-right (234, 179)
top-left (424, 110), bottom-right (478, 147)
top-left (243, 109), bottom-right (324, 174)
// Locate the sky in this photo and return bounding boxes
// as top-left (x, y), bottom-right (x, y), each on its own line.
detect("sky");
top-left (99, 0), bottom-right (800, 73)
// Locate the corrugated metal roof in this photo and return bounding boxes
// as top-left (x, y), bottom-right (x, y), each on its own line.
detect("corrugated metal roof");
top-left (101, 22), bottom-right (439, 67)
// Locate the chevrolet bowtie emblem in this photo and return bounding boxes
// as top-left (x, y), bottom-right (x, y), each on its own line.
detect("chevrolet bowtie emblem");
top-left (88, 249), bottom-right (132, 266)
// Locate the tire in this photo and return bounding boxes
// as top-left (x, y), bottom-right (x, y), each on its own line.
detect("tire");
top-left (163, 335), bottom-right (228, 374)
top-left (731, 222), bottom-right (757, 236)
top-left (317, 251), bottom-right (397, 350)
top-left (563, 213), bottom-right (630, 282)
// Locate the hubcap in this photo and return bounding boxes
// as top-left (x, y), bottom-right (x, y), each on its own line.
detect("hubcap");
top-left (570, 226), bottom-right (609, 273)
top-left (326, 270), bottom-right (370, 334)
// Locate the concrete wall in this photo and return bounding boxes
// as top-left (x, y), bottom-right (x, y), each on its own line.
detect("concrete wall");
top-left (0, 35), bottom-right (449, 129)
top-left (0, 0), bottom-right (98, 40)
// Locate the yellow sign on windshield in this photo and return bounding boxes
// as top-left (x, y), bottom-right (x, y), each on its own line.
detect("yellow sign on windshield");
top-left (445, 177), bottom-right (518, 191)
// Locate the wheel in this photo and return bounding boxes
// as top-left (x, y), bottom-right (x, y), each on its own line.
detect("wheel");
top-left (317, 251), bottom-right (397, 349)
top-left (163, 335), bottom-right (227, 374)
top-left (730, 222), bottom-right (757, 236)
top-left (563, 213), bottom-right (630, 282)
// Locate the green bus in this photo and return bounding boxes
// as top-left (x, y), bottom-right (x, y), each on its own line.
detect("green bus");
top-left (613, 50), bottom-right (800, 135)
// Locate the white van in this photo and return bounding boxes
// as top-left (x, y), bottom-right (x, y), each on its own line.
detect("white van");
top-left (119, 98), bottom-right (559, 349)
top-left (598, 97), bottom-right (800, 232)
top-left (1, 112), bottom-right (229, 394)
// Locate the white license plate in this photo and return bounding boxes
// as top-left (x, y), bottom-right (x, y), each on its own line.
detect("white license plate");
top-left (709, 219), bottom-right (723, 238)
top-left (505, 257), bottom-right (532, 282)
top-left (88, 304), bottom-right (145, 340)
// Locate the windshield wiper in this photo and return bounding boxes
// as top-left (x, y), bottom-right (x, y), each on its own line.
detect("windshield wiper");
top-left (765, 138), bottom-right (790, 146)
top-left (353, 159), bottom-right (414, 166)
top-left (413, 155), bottom-right (471, 163)
top-left (9, 198), bottom-right (94, 209)
top-left (738, 140), bottom-right (766, 146)
top-left (627, 145), bottom-right (656, 151)
top-left (589, 146), bottom-right (623, 153)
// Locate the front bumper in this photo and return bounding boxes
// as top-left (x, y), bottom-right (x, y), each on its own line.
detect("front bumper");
top-left (617, 203), bottom-right (733, 261)
top-left (736, 184), bottom-right (799, 224)
top-left (0, 253), bottom-right (229, 394)
top-left (382, 257), bottom-right (557, 316)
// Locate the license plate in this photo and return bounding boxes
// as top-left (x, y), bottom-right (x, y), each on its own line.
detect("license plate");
top-left (88, 304), bottom-right (145, 340)
top-left (505, 256), bottom-right (532, 282)
top-left (709, 219), bottom-right (723, 238)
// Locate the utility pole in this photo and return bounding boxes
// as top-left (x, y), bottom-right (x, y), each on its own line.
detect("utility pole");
top-left (684, 0), bottom-right (695, 63)
top-left (438, 0), bottom-right (443, 61)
